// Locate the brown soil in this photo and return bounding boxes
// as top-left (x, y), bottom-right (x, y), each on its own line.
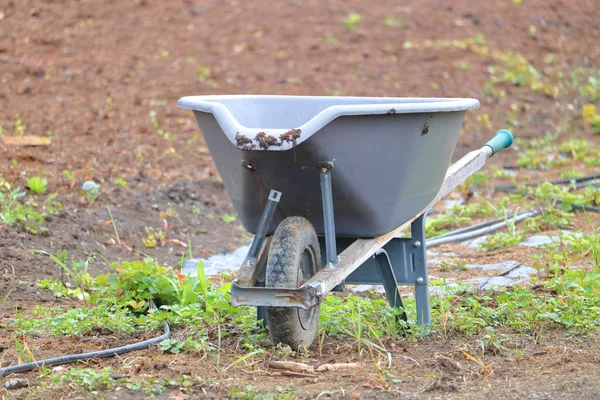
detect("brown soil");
top-left (1, 0), bottom-right (600, 398)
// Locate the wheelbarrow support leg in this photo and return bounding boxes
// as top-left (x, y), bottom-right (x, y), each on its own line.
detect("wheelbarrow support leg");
top-left (247, 189), bottom-right (281, 262)
top-left (411, 214), bottom-right (430, 327)
top-left (245, 189), bottom-right (281, 327)
top-left (319, 162), bottom-right (338, 269)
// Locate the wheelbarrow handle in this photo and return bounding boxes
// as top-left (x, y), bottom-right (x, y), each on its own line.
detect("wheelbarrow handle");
top-left (484, 129), bottom-right (514, 156)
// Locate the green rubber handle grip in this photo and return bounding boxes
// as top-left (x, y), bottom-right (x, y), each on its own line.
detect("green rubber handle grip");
top-left (484, 129), bottom-right (514, 156)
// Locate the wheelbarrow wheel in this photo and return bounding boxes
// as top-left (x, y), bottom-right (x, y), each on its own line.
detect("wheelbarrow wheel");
top-left (265, 216), bottom-right (321, 349)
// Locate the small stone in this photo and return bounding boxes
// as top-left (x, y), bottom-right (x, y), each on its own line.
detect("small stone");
top-left (189, 7), bottom-right (205, 15)
top-left (460, 236), bottom-right (489, 248)
top-left (444, 198), bottom-right (465, 209)
top-left (478, 276), bottom-right (518, 291)
top-left (518, 235), bottom-right (558, 247)
top-left (2, 378), bottom-right (28, 390)
top-left (506, 265), bottom-right (538, 278)
top-left (81, 180), bottom-right (100, 192)
top-left (466, 260), bottom-right (520, 272)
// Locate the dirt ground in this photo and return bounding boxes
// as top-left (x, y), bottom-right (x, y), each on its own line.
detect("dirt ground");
top-left (1, 0), bottom-right (600, 398)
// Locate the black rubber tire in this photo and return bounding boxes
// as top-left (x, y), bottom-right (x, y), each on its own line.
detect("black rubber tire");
top-left (265, 217), bottom-right (321, 349)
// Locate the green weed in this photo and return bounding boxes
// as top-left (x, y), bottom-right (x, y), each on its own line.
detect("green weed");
top-left (486, 50), bottom-right (559, 98)
top-left (149, 110), bottom-right (170, 138)
top-left (582, 104), bottom-right (600, 133)
top-left (221, 214), bottom-right (237, 224)
top-left (13, 114), bottom-right (26, 136)
top-left (383, 15), bottom-right (403, 28)
top-left (14, 304), bottom-right (153, 336)
top-left (461, 171), bottom-right (490, 192)
top-left (14, 337), bottom-right (35, 363)
top-left (580, 73), bottom-right (600, 103)
top-left (344, 13), bottom-right (361, 32)
top-left (141, 226), bottom-right (167, 248)
top-left (426, 202), bottom-right (497, 237)
top-left (0, 187), bottom-right (45, 233)
top-left (27, 176), bottom-right (48, 194)
top-left (197, 65), bottom-right (211, 82)
top-left (114, 178), bottom-right (129, 189)
top-left (325, 35), bottom-right (339, 45)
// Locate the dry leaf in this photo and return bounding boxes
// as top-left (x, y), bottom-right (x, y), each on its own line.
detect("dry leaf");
top-left (2, 136), bottom-right (51, 146)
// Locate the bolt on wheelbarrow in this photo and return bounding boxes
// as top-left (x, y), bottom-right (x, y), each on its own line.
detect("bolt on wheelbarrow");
top-left (178, 95), bottom-right (514, 349)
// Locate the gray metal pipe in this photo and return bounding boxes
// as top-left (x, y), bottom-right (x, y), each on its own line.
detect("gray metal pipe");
top-left (427, 208), bottom-right (540, 248)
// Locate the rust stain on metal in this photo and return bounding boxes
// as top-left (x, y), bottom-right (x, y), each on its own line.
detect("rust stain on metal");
top-left (387, 108), bottom-right (396, 116)
top-left (421, 122), bottom-right (429, 135)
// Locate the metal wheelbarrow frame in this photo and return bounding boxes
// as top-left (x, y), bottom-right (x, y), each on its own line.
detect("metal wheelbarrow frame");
top-left (178, 95), bottom-right (514, 348)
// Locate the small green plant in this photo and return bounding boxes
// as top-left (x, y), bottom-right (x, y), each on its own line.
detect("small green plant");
top-left (230, 385), bottom-right (264, 400)
top-left (49, 367), bottom-right (117, 391)
top-left (486, 50), bottom-right (559, 98)
top-left (142, 227), bottom-right (167, 248)
top-left (560, 170), bottom-right (584, 179)
top-left (425, 201), bottom-right (497, 237)
top-left (439, 259), bottom-right (468, 272)
top-left (0, 187), bottom-right (45, 233)
top-left (149, 110), bottom-right (170, 138)
top-left (13, 114), bottom-right (26, 136)
top-left (81, 181), bottom-right (100, 202)
top-left (63, 170), bottom-right (76, 183)
top-left (457, 60), bottom-right (471, 70)
top-left (221, 214), bottom-right (237, 224)
top-left (14, 337), bottom-right (34, 363)
top-left (197, 65), bottom-right (211, 82)
top-left (325, 34), bottom-right (339, 45)
top-left (344, 13), bottom-right (361, 31)
top-left (383, 15), bottom-right (403, 27)
top-left (580, 74), bottom-right (600, 103)
top-left (401, 40), bottom-right (414, 50)
top-left (582, 104), bottom-right (600, 134)
top-left (478, 208), bottom-right (523, 251)
top-left (94, 258), bottom-right (209, 309)
top-left (160, 336), bottom-right (206, 354)
top-left (32, 250), bottom-right (94, 304)
top-left (514, 135), bottom-right (593, 170)
top-left (114, 177), bottom-right (129, 189)
top-left (26, 176), bottom-right (48, 194)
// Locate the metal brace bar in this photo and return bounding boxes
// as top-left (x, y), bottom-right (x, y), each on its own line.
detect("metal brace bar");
top-left (374, 249), bottom-right (404, 310)
top-left (374, 249), bottom-right (408, 324)
top-left (230, 281), bottom-right (323, 310)
top-left (319, 162), bottom-right (338, 269)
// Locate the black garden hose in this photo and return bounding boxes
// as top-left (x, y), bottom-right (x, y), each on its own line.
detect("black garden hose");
top-left (494, 173), bottom-right (600, 193)
top-left (0, 302), bottom-right (170, 377)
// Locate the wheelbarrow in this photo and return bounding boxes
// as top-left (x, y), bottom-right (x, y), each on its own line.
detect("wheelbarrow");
top-left (178, 95), bottom-right (513, 348)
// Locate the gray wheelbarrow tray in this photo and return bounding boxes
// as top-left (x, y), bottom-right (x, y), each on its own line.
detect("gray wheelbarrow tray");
top-left (178, 95), bottom-right (513, 347)
top-left (178, 95), bottom-right (480, 238)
